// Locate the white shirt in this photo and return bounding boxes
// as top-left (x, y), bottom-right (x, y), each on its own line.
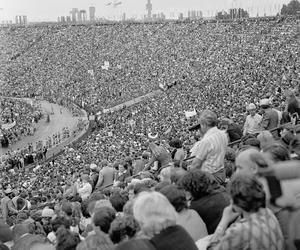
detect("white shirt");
top-left (77, 182), bottom-right (92, 201)
top-left (191, 127), bottom-right (228, 174)
top-left (243, 113), bottom-right (262, 135)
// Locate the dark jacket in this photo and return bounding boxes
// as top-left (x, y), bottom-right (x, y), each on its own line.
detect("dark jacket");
top-left (150, 225), bottom-right (198, 250)
top-left (190, 190), bottom-right (230, 234)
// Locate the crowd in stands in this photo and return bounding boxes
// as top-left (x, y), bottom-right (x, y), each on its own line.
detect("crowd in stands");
top-left (0, 16), bottom-right (300, 250)
top-left (0, 98), bottom-right (42, 146)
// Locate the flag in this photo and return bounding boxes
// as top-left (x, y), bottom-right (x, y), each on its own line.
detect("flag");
top-left (1, 121), bottom-right (16, 130)
top-left (185, 109), bottom-right (197, 119)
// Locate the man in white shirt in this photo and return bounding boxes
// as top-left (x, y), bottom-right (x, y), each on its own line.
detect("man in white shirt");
top-left (76, 174), bottom-right (92, 201)
top-left (243, 103), bottom-right (262, 136)
top-left (189, 110), bottom-right (228, 184)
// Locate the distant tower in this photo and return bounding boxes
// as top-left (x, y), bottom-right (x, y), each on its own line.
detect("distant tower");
top-left (70, 8), bottom-right (78, 22)
top-left (146, 0), bottom-right (152, 19)
top-left (80, 10), bottom-right (87, 22)
top-left (89, 6), bottom-right (96, 21)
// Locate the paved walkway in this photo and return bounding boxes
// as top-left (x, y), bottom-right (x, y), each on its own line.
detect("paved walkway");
top-left (0, 99), bottom-right (87, 156)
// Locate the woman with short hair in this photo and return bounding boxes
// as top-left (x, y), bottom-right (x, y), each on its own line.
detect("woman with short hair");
top-left (133, 191), bottom-right (198, 250)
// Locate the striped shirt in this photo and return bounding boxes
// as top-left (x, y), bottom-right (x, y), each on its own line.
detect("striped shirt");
top-left (207, 208), bottom-right (284, 250)
top-left (191, 127), bottom-right (228, 174)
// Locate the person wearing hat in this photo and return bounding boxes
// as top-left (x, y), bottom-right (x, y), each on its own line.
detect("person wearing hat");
top-left (260, 99), bottom-right (279, 138)
top-left (243, 103), bottom-right (262, 136)
top-left (189, 110), bottom-right (228, 184)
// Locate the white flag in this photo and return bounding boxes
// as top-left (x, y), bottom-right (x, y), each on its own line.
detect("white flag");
top-left (185, 109), bottom-right (197, 119)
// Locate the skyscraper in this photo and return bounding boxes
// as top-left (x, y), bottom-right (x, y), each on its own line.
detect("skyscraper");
top-left (89, 6), bottom-right (96, 21)
top-left (146, 0), bottom-right (152, 19)
top-left (80, 10), bottom-right (87, 22)
top-left (70, 8), bottom-right (78, 22)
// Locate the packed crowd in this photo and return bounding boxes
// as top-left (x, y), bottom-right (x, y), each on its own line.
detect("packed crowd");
top-left (0, 98), bottom-right (42, 146)
top-left (0, 16), bottom-right (300, 250)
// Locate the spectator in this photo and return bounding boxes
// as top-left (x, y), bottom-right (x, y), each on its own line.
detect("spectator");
top-left (189, 110), bottom-right (228, 184)
top-left (178, 170), bottom-right (230, 234)
top-left (207, 172), bottom-right (284, 250)
top-left (159, 184), bottom-right (208, 241)
top-left (133, 191), bottom-right (198, 250)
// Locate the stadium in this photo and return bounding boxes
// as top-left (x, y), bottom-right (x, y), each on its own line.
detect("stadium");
top-left (0, 0), bottom-right (300, 249)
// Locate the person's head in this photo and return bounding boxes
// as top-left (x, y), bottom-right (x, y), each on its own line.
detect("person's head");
top-left (198, 110), bottom-right (218, 135)
top-left (81, 174), bottom-right (90, 184)
top-left (236, 147), bottom-right (269, 174)
top-left (157, 167), bottom-right (172, 183)
top-left (257, 131), bottom-right (274, 150)
top-left (93, 207), bottom-right (116, 234)
top-left (109, 192), bottom-right (128, 212)
top-left (133, 191), bottom-right (178, 237)
top-left (51, 216), bottom-right (71, 233)
top-left (169, 138), bottom-right (182, 149)
top-left (159, 185), bottom-right (187, 213)
top-left (76, 230), bottom-right (114, 250)
top-left (262, 143), bottom-right (290, 164)
top-left (229, 172), bottom-right (266, 214)
top-left (118, 161), bottom-right (128, 173)
top-left (56, 226), bottom-right (80, 250)
top-left (109, 215), bottom-right (140, 244)
top-left (247, 103), bottom-right (256, 116)
top-left (178, 169), bottom-right (220, 201)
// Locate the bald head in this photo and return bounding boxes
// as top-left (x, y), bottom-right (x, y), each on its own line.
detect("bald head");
top-left (235, 148), bottom-right (260, 174)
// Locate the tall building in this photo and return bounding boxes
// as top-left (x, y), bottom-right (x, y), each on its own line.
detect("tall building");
top-left (80, 10), bottom-right (87, 22)
top-left (89, 6), bottom-right (96, 21)
top-left (146, 0), bottom-right (152, 19)
top-left (61, 16), bottom-right (66, 22)
top-left (15, 15), bottom-right (27, 25)
top-left (66, 16), bottom-right (71, 22)
top-left (23, 16), bottom-right (27, 25)
top-left (70, 8), bottom-right (78, 22)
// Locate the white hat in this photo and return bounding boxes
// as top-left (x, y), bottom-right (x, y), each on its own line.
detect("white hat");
top-left (247, 103), bottom-right (256, 110)
top-left (90, 163), bottom-right (97, 170)
top-left (260, 99), bottom-right (270, 106)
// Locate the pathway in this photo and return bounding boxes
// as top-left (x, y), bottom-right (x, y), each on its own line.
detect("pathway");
top-left (0, 99), bottom-right (87, 156)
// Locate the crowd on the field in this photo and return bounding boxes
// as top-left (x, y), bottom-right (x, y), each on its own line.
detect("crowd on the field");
top-left (0, 16), bottom-right (300, 250)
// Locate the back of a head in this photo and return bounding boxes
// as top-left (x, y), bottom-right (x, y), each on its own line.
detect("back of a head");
top-left (229, 172), bottom-right (266, 213)
top-left (178, 170), bottom-right (220, 200)
top-left (109, 192), bottom-right (128, 212)
top-left (56, 226), bottom-right (80, 250)
top-left (159, 185), bottom-right (187, 213)
top-left (133, 191), bottom-right (177, 237)
top-left (199, 110), bottom-right (218, 127)
top-left (93, 207), bottom-right (116, 234)
top-left (76, 230), bottom-right (113, 250)
top-left (109, 215), bottom-right (140, 244)
top-left (262, 143), bottom-right (290, 162)
top-left (235, 148), bottom-right (262, 174)
top-left (115, 239), bottom-right (156, 250)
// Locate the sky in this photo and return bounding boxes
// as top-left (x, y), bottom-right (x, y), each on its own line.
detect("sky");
top-left (0, 0), bottom-right (292, 22)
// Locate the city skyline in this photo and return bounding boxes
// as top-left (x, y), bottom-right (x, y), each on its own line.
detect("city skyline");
top-left (0, 0), bottom-right (292, 22)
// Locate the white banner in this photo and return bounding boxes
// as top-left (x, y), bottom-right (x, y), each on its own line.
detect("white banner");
top-left (185, 109), bottom-right (197, 119)
top-left (1, 121), bottom-right (16, 130)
